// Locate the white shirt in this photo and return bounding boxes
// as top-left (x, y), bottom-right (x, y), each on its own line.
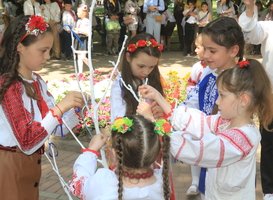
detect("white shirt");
top-left (23, 0), bottom-right (42, 16)
top-left (41, 2), bottom-right (61, 23)
top-left (239, 7), bottom-right (273, 87)
top-left (62, 10), bottom-right (77, 31)
top-left (70, 152), bottom-right (164, 200)
top-left (110, 77), bottom-right (126, 122)
top-left (170, 106), bottom-right (260, 200)
top-left (0, 73), bottom-right (79, 155)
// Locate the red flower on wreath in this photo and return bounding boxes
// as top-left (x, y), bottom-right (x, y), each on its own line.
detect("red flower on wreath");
top-left (150, 39), bottom-right (158, 47)
top-left (127, 44), bottom-right (137, 53)
top-left (137, 40), bottom-right (147, 47)
top-left (158, 44), bottom-right (164, 52)
top-left (238, 60), bottom-right (250, 68)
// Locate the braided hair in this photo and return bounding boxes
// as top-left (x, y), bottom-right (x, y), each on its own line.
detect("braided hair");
top-left (111, 115), bottom-right (170, 200)
top-left (0, 15), bottom-right (52, 103)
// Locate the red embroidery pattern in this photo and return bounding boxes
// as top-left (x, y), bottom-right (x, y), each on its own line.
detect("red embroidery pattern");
top-left (2, 81), bottom-right (48, 151)
top-left (216, 139), bottom-right (225, 167)
top-left (195, 140), bottom-right (204, 165)
top-left (174, 133), bottom-right (186, 160)
top-left (219, 129), bottom-right (253, 159)
top-left (70, 172), bottom-right (85, 199)
top-left (200, 113), bottom-right (205, 138)
top-left (182, 115), bottom-right (192, 132)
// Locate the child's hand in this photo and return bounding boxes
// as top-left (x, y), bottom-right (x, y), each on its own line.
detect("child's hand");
top-left (138, 85), bottom-right (161, 102)
top-left (57, 91), bottom-right (84, 113)
top-left (88, 134), bottom-right (109, 151)
top-left (151, 101), bottom-right (164, 120)
top-left (137, 101), bottom-right (155, 122)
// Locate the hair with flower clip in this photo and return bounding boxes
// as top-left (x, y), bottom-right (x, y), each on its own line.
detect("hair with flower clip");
top-left (111, 117), bottom-right (133, 134)
top-left (154, 119), bottom-right (172, 136)
top-left (111, 115), bottom-right (171, 200)
top-left (217, 59), bottom-right (273, 131)
top-left (237, 60), bottom-right (250, 68)
top-left (20, 15), bottom-right (49, 42)
top-left (127, 38), bottom-right (164, 53)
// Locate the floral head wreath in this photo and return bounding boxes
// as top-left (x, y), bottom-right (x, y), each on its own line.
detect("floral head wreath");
top-left (111, 117), bottom-right (134, 134)
top-left (154, 119), bottom-right (172, 136)
top-left (237, 60), bottom-right (250, 69)
top-left (20, 15), bottom-right (49, 42)
top-left (127, 39), bottom-right (164, 53)
top-left (111, 117), bottom-right (171, 136)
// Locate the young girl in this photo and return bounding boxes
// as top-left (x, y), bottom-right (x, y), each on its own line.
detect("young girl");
top-left (110, 32), bottom-right (164, 122)
top-left (217, 0), bottom-right (236, 19)
top-left (0, 15), bottom-right (84, 199)
top-left (197, 1), bottom-right (212, 33)
top-left (124, 0), bottom-right (140, 38)
top-left (138, 59), bottom-right (273, 199)
top-left (74, 4), bottom-right (90, 73)
top-left (186, 34), bottom-right (206, 93)
top-left (185, 33), bottom-right (206, 196)
top-left (70, 115), bottom-right (171, 199)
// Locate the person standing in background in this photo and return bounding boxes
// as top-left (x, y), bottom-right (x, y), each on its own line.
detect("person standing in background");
top-left (24, 0), bottom-right (42, 16)
top-left (143, 0), bottom-right (165, 42)
top-left (173, 0), bottom-right (184, 51)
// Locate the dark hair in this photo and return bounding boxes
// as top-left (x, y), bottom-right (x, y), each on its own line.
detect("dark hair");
top-left (216, 59), bottom-right (273, 130)
top-left (0, 15), bottom-right (52, 103)
top-left (201, 2), bottom-right (208, 7)
top-left (201, 17), bottom-right (245, 61)
top-left (112, 115), bottom-right (170, 200)
top-left (120, 33), bottom-right (164, 116)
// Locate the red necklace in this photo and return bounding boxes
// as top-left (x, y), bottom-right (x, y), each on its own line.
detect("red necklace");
top-left (122, 169), bottom-right (153, 179)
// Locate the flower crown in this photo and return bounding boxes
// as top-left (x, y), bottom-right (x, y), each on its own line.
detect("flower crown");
top-left (237, 60), bottom-right (250, 68)
top-left (20, 15), bottom-right (49, 42)
top-left (111, 117), bottom-right (171, 136)
top-left (127, 39), bottom-right (164, 53)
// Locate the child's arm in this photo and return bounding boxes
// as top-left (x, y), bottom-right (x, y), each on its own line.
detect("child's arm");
top-left (70, 134), bottom-right (109, 198)
top-left (171, 125), bottom-right (258, 168)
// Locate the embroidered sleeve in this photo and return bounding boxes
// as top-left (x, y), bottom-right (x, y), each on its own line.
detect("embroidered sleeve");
top-left (1, 81), bottom-right (48, 151)
top-left (170, 127), bottom-right (256, 168)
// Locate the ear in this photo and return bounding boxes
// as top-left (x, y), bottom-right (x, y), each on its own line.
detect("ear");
top-left (229, 45), bottom-right (240, 58)
top-left (125, 52), bottom-right (131, 63)
top-left (239, 92), bottom-right (251, 108)
top-left (17, 43), bottom-right (24, 53)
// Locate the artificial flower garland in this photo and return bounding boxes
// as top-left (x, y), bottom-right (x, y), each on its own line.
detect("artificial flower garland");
top-left (20, 15), bottom-right (49, 42)
top-left (127, 39), bottom-right (164, 53)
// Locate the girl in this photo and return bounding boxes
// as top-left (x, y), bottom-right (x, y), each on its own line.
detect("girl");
top-left (70, 115), bottom-right (171, 199)
top-left (124, 0), bottom-right (140, 38)
top-left (0, 15), bottom-right (84, 199)
top-left (265, 1), bottom-right (273, 21)
top-left (197, 1), bottom-right (212, 34)
top-left (217, 0), bottom-right (236, 19)
top-left (74, 4), bottom-right (90, 73)
top-left (110, 33), bottom-right (164, 122)
top-left (138, 59), bottom-right (273, 199)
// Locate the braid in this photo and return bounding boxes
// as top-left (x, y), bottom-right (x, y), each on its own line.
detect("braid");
top-left (116, 135), bottom-right (124, 200)
top-left (162, 135), bottom-right (170, 200)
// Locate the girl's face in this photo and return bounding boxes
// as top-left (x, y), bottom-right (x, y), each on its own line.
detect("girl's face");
top-left (202, 34), bottom-right (239, 70)
top-left (17, 33), bottom-right (53, 79)
top-left (126, 52), bottom-right (159, 80)
top-left (195, 37), bottom-right (204, 60)
top-left (64, 4), bottom-right (72, 11)
top-left (201, 4), bottom-right (208, 12)
top-left (216, 85), bottom-right (240, 120)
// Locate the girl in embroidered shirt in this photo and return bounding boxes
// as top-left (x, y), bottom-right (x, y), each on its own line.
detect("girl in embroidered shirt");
top-left (0, 15), bottom-right (84, 200)
top-left (137, 59), bottom-right (273, 200)
top-left (70, 115), bottom-right (171, 200)
top-left (110, 33), bottom-right (165, 122)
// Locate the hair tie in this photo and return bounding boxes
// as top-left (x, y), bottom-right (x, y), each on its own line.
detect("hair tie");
top-left (127, 39), bottom-right (164, 53)
top-left (20, 15), bottom-right (49, 42)
top-left (237, 60), bottom-right (250, 69)
top-left (111, 117), bottom-right (133, 134)
top-left (154, 119), bottom-right (172, 136)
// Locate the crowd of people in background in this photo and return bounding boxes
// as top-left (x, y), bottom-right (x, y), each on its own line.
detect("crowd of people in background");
top-left (0, 0), bottom-right (273, 57)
